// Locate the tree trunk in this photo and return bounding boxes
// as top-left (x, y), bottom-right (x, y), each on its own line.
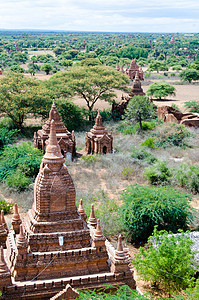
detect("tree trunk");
top-left (139, 117), bottom-right (142, 132)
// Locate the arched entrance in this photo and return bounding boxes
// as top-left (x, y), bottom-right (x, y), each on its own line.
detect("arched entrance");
top-left (88, 141), bottom-right (91, 154)
top-left (103, 146), bottom-right (107, 154)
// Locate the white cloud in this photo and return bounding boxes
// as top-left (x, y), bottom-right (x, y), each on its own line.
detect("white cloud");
top-left (0, 0), bottom-right (198, 32)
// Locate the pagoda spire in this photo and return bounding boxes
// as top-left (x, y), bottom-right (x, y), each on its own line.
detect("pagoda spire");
top-left (88, 204), bottom-right (97, 227)
top-left (16, 224), bottom-right (28, 249)
top-left (114, 234), bottom-right (126, 261)
top-left (43, 119), bottom-right (64, 162)
top-left (0, 246), bottom-right (9, 274)
top-left (1, 210), bottom-right (8, 233)
top-left (78, 199), bottom-right (87, 222)
top-left (94, 219), bottom-right (103, 238)
top-left (11, 203), bottom-right (22, 234)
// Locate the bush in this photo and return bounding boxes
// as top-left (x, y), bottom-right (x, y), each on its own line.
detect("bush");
top-left (131, 148), bottom-right (157, 165)
top-left (78, 285), bottom-right (147, 299)
top-left (0, 198), bottom-right (13, 214)
top-left (121, 184), bottom-right (193, 242)
top-left (121, 167), bottom-right (133, 179)
top-left (175, 164), bottom-right (199, 194)
top-left (184, 100), bottom-right (199, 113)
top-left (152, 123), bottom-right (191, 148)
top-left (141, 137), bottom-right (157, 149)
top-left (133, 121), bottom-right (156, 132)
top-left (0, 127), bottom-right (18, 151)
top-left (134, 228), bottom-right (197, 296)
top-left (0, 142), bottom-right (42, 189)
top-left (144, 161), bottom-right (172, 185)
top-left (6, 169), bottom-right (31, 191)
top-left (81, 154), bottom-right (99, 164)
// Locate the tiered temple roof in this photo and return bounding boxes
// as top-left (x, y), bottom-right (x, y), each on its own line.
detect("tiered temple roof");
top-left (1, 119), bottom-right (135, 299)
top-left (34, 100), bottom-right (75, 160)
top-left (85, 111), bottom-right (113, 155)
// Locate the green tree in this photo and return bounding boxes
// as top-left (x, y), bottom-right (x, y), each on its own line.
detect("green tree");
top-left (50, 65), bottom-right (129, 119)
top-left (0, 72), bottom-right (51, 129)
top-left (125, 95), bottom-right (155, 132)
top-left (9, 65), bottom-right (24, 73)
top-left (134, 228), bottom-right (197, 297)
top-left (121, 184), bottom-right (194, 242)
top-left (148, 61), bottom-right (168, 73)
top-left (180, 69), bottom-right (199, 83)
top-left (41, 63), bottom-right (53, 75)
top-left (146, 82), bottom-right (176, 100)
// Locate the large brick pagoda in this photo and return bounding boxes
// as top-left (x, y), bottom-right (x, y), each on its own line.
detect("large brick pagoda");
top-left (126, 59), bottom-right (144, 81)
top-left (0, 119), bottom-right (135, 299)
top-left (34, 100), bottom-right (76, 160)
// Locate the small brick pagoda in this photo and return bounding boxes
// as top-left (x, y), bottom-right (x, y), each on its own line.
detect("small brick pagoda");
top-left (34, 100), bottom-right (76, 160)
top-left (85, 111), bottom-right (113, 155)
top-left (129, 71), bottom-right (145, 98)
top-left (0, 120), bottom-right (135, 299)
top-left (126, 59), bottom-right (144, 81)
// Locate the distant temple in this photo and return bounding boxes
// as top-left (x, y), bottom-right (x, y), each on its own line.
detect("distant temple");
top-left (85, 111), bottom-right (113, 155)
top-left (34, 100), bottom-right (76, 160)
top-left (169, 36), bottom-right (175, 44)
top-left (0, 120), bottom-right (135, 299)
top-left (129, 71), bottom-right (145, 98)
top-left (116, 59), bottom-right (144, 80)
top-left (112, 71), bottom-right (145, 119)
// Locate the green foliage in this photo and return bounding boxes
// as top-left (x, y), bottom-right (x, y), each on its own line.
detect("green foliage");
top-left (121, 167), bottom-right (133, 179)
top-left (184, 101), bottom-right (199, 113)
top-left (77, 190), bottom-right (122, 236)
top-left (0, 127), bottom-right (18, 151)
top-left (51, 65), bottom-right (129, 115)
top-left (6, 169), bottom-right (31, 191)
top-left (79, 58), bottom-right (102, 66)
top-left (180, 69), bottom-right (199, 83)
top-left (41, 63), bottom-right (53, 74)
top-left (55, 99), bottom-right (88, 131)
top-left (9, 65), bottom-right (24, 73)
top-left (146, 82), bottom-right (176, 100)
top-left (134, 228), bottom-right (197, 296)
top-left (144, 161), bottom-right (172, 185)
top-left (152, 123), bottom-right (191, 148)
top-left (0, 72), bottom-right (52, 129)
top-left (148, 61), bottom-right (168, 73)
top-left (121, 184), bottom-right (193, 242)
top-left (78, 284), bottom-right (147, 299)
top-left (118, 45), bottom-right (148, 59)
top-left (81, 154), bottom-right (99, 164)
top-left (125, 96), bottom-right (155, 132)
top-left (175, 164), bottom-right (199, 194)
top-left (133, 121), bottom-right (156, 132)
top-left (0, 198), bottom-right (13, 214)
top-left (141, 137), bottom-right (157, 149)
top-left (131, 147), bottom-right (157, 165)
top-left (0, 142), bottom-right (42, 190)
top-left (172, 65), bottom-right (182, 71)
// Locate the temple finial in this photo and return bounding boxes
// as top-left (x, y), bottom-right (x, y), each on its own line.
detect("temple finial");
top-left (0, 246), bottom-right (9, 274)
top-left (114, 234), bottom-right (126, 261)
top-left (94, 219), bottom-right (103, 238)
top-left (16, 224), bottom-right (28, 249)
top-left (78, 199), bottom-right (87, 222)
top-left (88, 204), bottom-right (97, 227)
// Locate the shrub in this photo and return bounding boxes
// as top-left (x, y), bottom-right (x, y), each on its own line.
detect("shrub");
top-left (175, 164), bottom-right (199, 194)
top-left (141, 137), bottom-right (157, 149)
top-left (0, 127), bottom-right (18, 151)
top-left (131, 148), bottom-right (157, 165)
top-left (144, 161), bottom-right (172, 185)
top-left (152, 123), bottom-right (191, 148)
top-left (78, 285), bottom-right (147, 299)
top-left (81, 154), bottom-right (99, 164)
top-left (184, 100), bottom-right (199, 113)
top-left (121, 184), bottom-right (193, 242)
top-left (133, 121), bottom-right (156, 132)
top-left (0, 142), bottom-right (42, 189)
top-left (134, 228), bottom-right (197, 296)
top-left (6, 169), bottom-right (31, 191)
top-left (0, 198), bottom-right (13, 214)
top-left (121, 167), bottom-right (133, 179)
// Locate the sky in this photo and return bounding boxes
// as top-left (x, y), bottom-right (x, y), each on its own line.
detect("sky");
top-left (0, 0), bottom-right (199, 33)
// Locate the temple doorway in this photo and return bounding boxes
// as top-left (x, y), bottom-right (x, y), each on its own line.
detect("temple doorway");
top-left (103, 146), bottom-right (107, 154)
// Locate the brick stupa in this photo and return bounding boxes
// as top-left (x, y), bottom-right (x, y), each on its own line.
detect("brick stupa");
top-left (34, 100), bottom-right (75, 160)
top-left (129, 71), bottom-right (145, 98)
top-left (85, 111), bottom-right (113, 155)
top-left (2, 119), bottom-right (135, 299)
top-left (126, 59), bottom-right (144, 80)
